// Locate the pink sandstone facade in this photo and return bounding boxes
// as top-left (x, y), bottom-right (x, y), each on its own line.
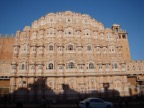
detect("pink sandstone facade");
top-left (0, 11), bottom-right (144, 101)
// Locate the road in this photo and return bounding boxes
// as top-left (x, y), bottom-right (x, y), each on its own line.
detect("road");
top-left (1, 103), bottom-right (144, 108)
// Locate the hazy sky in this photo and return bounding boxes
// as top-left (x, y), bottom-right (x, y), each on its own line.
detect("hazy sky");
top-left (0, 0), bottom-right (143, 60)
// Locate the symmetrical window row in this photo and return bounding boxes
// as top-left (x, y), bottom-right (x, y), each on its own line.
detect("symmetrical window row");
top-left (32, 15), bottom-right (100, 28)
top-left (16, 29), bottom-right (117, 40)
top-left (30, 30), bottom-right (113, 39)
top-left (14, 44), bottom-right (119, 54)
top-left (18, 62), bottom-right (125, 70)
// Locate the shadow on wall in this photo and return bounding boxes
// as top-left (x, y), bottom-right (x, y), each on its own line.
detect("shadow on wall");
top-left (0, 77), bottom-right (121, 104)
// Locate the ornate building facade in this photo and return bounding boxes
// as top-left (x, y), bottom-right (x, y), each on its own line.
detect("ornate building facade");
top-left (0, 11), bottom-right (144, 101)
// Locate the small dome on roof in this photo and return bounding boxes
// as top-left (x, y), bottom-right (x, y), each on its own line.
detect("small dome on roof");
top-left (112, 24), bottom-right (120, 26)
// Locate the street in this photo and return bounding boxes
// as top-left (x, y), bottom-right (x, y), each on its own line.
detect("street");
top-left (1, 103), bottom-right (144, 108)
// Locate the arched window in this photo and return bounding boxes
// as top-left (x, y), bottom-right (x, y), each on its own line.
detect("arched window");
top-left (20, 63), bottom-right (27, 70)
top-left (113, 63), bottom-right (118, 69)
top-left (49, 63), bottom-right (53, 69)
top-left (89, 63), bottom-right (94, 69)
top-left (79, 64), bottom-right (83, 69)
top-left (68, 45), bottom-right (73, 51)
top-left (68, 31), bottom-right (71, 34)
top-left (114, 63), bottom-right (118, 68)
top-left (68, 62), bottom-right (74, 69)
top-left (22, 64), bottom-right (25, 70)
top-left (122, 35), bottom-right (126, 39)
top-left (49, 45), bottom-right (53, 51)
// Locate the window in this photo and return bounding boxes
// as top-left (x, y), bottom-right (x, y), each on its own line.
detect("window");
top-left (59, 65), bottom-right (64, 69)
top-left (83, 29), bottom-right (90, 36)
top-left (14, 47), bottom-right (18, 51)
top-left (105, 64), bottom-right (109, 68)
top-left (127, 66), bottom-right (129, 71)
top-left (67, 18), bottom-right (71, 22)
top-left (47, 28), bottom-right (55, 36)
top-left (59, 46), bottom-right (63, 51)
top-left (22, 64), bottom-right (25, 70)
top-left (68, 62), bottom-right (74, 69)
top-left (32, 47), bottom-right (36, 51)
top-left (31, 65), bottom-right (35, 69)
top-left (49, 63), bottom-right (53, 69)
top-left (109, 46), bottom-right (115, 53)
top-left (38, 65), bottom-right (43, 70)
top-left (121, 64), bottom-right (125, 68)
top-left (113, 63), bottom-right (118, 69)
top-left (65, 27), bottom-right (73, 36)
top-left (96, 47), bottom-right (100, 53)
top-left (12, 65), bottom-right (16, 69)
top-left (90, 99), bottom-right (104, 103)
top-left (133, 66), bottom-right (135, 70)
top-left (78, 47), bottom-right (82, 51)
top-left (22, 44), bottom-right (29, 52)
top-left (87, 45), bottom-right (91, 51)
top-left (115, 28), bottom-right (118, 32)
top-left (68, 45), bottom-right (73, 51)
top-left (138, 66), bottom-right (141, 70)
top-left (50, 18), bottom-right (53, 22)
top-left (114, 63), bottom-right (118, 68)
top-left (79, 64), bottom-right (83, 69)
top-left (119, 35), bottom-right (121, 39)
top-left (24, 47), bottom-right (26, 51)
top-left (49, 45), bottom-right (53, 51)
top-left (39, 30), bottom-right (43, 38)
top-left (89, 63), bottom-right (94, 69)
top-left (99, 64), bottom-right (102, 69)
top-left (19, 63), bottom-right (27, 70)
top-left (122, 35), bottom-right (126, 39)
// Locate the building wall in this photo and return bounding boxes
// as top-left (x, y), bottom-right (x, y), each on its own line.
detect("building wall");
top-left (0, 37), bottom-right (15, 60)
top-left (0, 37), bottom-right (14, 96)
top-left (0, 37), bottom-right (14, 77)
top-left (0, 11), bottom-right (144, 100)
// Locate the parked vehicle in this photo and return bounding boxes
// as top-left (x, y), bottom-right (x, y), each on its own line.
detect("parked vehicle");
top-left (79, 98), bottom-right (113, 108)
